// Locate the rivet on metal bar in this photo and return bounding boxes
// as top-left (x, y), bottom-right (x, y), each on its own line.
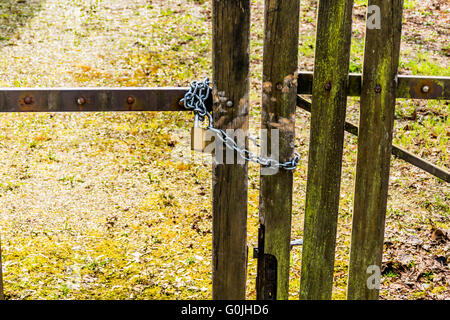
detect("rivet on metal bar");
top-left (253, 239), bottom-right (303, 259)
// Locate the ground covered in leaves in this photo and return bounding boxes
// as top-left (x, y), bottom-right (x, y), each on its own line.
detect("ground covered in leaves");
top-left (0, 0), bottom-right (448, 300)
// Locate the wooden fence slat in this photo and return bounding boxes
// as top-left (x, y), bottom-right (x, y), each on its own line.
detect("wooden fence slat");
top-left (256, 0), bottom-right (300, 300)
top-left (211, 0), bottom-right (250, 300)
top-left (299, 0), bottom-right (354, 300)
top-left (347, 0), bottom-right (404, 300)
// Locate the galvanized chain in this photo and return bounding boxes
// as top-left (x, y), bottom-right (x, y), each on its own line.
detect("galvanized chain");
top-left (182, 78), bottom-right (300, 171)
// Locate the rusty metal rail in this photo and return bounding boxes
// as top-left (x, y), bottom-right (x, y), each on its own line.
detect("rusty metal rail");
top-left (297, 96), bottom-right (450, 183)
top-left (298, 72), bottom-right (450, 100)
top-left (0, 88), bottom-right (189, 112)
top-left (0, 73), bottom-right (448, 113)
top-left (0, 76), bottom-right (447, 182)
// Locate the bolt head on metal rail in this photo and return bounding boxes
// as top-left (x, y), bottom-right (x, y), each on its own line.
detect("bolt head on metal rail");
top-left (421, 85), bottom-right (430, 93)
top-left (24, 96), bottom-right (33, 105)
top-left (77, 97), bottom-right (86, 105)
top-left (127, 96), bottom-right (135, 104)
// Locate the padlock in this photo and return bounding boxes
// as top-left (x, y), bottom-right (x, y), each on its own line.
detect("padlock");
top-left (191, 126), bottom-right (208, 152)
top-left (191, 115), bottom-right (215, 153)
top-left (191, 114), bottom-right (207, 152)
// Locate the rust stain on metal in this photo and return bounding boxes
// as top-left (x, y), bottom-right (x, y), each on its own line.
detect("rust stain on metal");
top-left (77, 96), bottom-right (86, 105)
top-left (410, 79), bottom-right (443, 99)
top-left (76, 96), bottom-right (87, 111)
top-left (24, 96), bottom-right (33, 104)
top-left (126, 96), bottom-right (136, 111)
top-left (18, 95), bottom-right (35, 111)
top-left (127, 96), bottom-right (135, 105)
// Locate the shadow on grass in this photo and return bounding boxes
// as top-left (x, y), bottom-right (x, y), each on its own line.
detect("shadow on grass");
top-left (0, 0), bottom-right (44, 47)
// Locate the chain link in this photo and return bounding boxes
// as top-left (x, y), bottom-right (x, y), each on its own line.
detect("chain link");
top-left (182, 78), bottom-right (300, 171)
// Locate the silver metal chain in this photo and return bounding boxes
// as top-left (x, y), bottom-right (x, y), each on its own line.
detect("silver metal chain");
top-left (182, 78), bottom-right (300, 171)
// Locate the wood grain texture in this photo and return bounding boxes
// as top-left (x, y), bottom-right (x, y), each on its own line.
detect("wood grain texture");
top-left (211, 0), bottom-right (250, 300)
top-left (347, 0), bottom-right (404, 300)
top-left (299, 0), bottom-right (354, 300)
top-left (257, 0), bottom-right (300, 300)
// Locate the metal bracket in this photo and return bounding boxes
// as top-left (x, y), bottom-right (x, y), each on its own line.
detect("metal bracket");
top-left (256, 225), bottom-right (279, 300)
top-left (257, 253), bottom-right (277, 300)
top-left (254, 224), bottom-right (303, 300)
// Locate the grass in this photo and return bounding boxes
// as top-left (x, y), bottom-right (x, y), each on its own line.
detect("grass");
top-left (0, 0), bottom-right (448, 300)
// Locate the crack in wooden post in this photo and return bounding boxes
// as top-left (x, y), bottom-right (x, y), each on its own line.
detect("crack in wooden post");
top-left (211, 0), bottom-right (250, 300)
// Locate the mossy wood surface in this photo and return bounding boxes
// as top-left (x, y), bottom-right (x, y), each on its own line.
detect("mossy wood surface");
top-left (299, 0), bottom-right (354, 300)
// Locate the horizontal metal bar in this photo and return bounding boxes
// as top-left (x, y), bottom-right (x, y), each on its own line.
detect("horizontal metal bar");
top-left (297, 96), bottom-right (450, 183)
top-left (0, 71), bottom-right (447, 113)
top-left (297, 72), bottom-right (450, 100)
top-left (0, 88), bottom-right (191, 112)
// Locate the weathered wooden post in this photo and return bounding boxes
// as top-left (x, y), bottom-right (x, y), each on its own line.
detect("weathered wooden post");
top-left (299, 0), bottom-right (354, 300)
top-left (211, 0), bottom-right (250, 300)
top-left (256, 0), bottom-right (300, 300)
top-left (347, 0), bottom-right (404, 300)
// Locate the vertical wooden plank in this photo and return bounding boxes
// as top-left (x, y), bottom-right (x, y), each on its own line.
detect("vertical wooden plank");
top-left (347, 0), bottom-right (404, 300)
top-left (211, 0), bottom-right (250, 300)
top-left (257, 0), bottom-right (300, 300)
top-left (299, 0), bottom-right (354, 300)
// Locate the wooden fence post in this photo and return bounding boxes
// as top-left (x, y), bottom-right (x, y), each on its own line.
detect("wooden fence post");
top-left (347, 0), bottom-right (404, 300)
top-left (257, 0), bottom-right (300, 300)
top-left (211, 0), bottom-right (250, 300)
top-left (299, 0), bottom-right (354, 300)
